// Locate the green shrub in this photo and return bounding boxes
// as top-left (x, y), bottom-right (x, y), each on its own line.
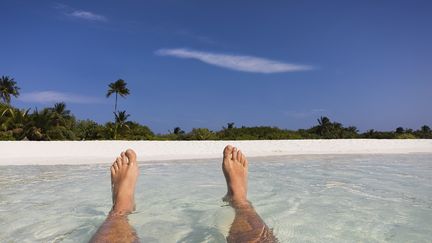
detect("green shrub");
top-left (0, 131), bottom-right (15, 140)
top-left (395, 133), bottom-right (417, 139)
top-left (186, 128), bottom-right (217, 140)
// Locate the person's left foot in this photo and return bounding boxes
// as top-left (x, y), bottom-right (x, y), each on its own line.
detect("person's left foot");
top-left (110, 149), bottom-right (139, 215)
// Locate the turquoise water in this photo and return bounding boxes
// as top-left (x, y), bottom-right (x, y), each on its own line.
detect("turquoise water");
top-left (0, 154), bottom-right (431, 242)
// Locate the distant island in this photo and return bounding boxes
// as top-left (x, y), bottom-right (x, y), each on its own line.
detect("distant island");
top-left (1, 75), bottom-right (431, 141)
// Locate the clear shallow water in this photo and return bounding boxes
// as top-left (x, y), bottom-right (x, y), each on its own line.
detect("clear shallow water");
top-left (1, 154), bottom-right (432, 243)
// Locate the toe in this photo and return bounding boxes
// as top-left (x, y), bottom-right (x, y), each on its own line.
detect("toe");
top-left (243, 155), bottom-right (248, 168)
top-left (241, 153), bottom-right (247, 167)
top-left (111, 166), bottom-right (116, 175)
top-left (237, 150), bottom-right (242, 161)
top-left (232, 147), bottom-right (238, 161)
top-left (116, 157), bottom-right (123, 168)
top-left (113, 161), bottom-right (119, 171)
top-left (121, 152), bottom-right (128, 164)
top-left (125, 149), bottom-right (137, 165)
top-left (223, 145), bottom-right (233, 157)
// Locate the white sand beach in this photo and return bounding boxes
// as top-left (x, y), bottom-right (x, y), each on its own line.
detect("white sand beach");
top-left (1, 139), bottom-right (431, 165)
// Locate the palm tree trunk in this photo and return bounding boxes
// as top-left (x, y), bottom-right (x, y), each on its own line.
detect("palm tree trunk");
top-left (113, 124), bottom-right (118, 140)
top-left (115, 92), bottom-right (118, 113)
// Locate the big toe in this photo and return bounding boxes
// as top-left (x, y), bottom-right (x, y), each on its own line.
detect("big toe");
top-left (125, 149), bottom-right (137, 165)
top-left (223, 145), bottom-right (234, 157)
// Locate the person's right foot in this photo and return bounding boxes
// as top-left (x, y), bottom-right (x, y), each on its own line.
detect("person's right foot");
top-left (222, 145), bottom-right (248, 205)
top-left (110, 149), bottom-right (139, 215)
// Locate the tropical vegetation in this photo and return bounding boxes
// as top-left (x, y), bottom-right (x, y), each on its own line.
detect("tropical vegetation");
top-left (0, 76), bottom-right (20, 104)
top-left (0, 76), bottom-right (431, 141)
top-left (106, 79), bottom-right (130, 114)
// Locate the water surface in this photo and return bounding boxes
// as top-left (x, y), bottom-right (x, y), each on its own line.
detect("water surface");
top-left (0, 154), bottom-right (431, 242)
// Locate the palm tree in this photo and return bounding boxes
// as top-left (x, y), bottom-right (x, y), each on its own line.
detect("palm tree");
top-left (0, 103), bottom-right (26, 133)
top-left (173, 127), bottom-right (185, 135)
top-left (106, 79), bottom-right (130, 114)
top-left (2, 108), bottom-right (30, 139)
top-left (395, 127), bottom-right (404, 134)
top-left (25, 108), bottom-right (52, 140)
top-left (113, 110), bottom-right (130, 139)
top-left (316, 116), bottom-right (332, 137)
top-left (52, 102), bottom-right (70, 117)
top-left (51, 102), bottom-right (72, 126)
top-left (421, 125), bottom-right (431, 134)
top-left (0, 76), bottom-right (20, 104)
top-left (115, 110), bottom-right (130, 125)
top-left (0, 102), bottom-right (15, 118)
top-left (317, 116), bottom-right (331, 127)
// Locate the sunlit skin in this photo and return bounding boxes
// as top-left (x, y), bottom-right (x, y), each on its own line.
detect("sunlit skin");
top-left (90, 146), bottom-right (277, 242)
top-left (222, 145), bottom-right (278, 243)
top-left (90, 149), bottom-right (139, 243)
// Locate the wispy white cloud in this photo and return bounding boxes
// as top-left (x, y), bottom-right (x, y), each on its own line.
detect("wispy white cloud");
top-left (68, 10), bottom-right (107, 22)
top-left (284, 109), bottom-right (326, 119)
top-left (19, 91), bottom-right (104, 104)
top-left (155, 48), bottom-right (314, 73)
top-left (54, 3), bottom-right (107, 22)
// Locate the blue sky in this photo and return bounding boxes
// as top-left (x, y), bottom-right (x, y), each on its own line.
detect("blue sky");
top-left (1, 0), bottom-right (431, 133)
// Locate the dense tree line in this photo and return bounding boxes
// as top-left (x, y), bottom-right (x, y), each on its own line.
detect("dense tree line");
top-left (0, 75), bottom-right (431, 140)
top-left (2, 102), bottom-right (431, 141)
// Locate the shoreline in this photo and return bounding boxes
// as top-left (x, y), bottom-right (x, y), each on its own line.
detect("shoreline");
top-left (1, 139), bottom-right (432, 165)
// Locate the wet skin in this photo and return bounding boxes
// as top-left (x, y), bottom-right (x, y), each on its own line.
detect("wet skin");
top-left (222, 145), bottom-right (278, 243)
top-left (90, 146), bottom-right (277, 242)
top-left (90, 149), bottom-right (139, 243)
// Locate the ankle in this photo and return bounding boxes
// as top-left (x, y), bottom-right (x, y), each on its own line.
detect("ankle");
top-left (231, 191), bottom-right (247, 202)
top-left (109, 208), bottom-right (131, 216)
top-left (230, 195), bottom-right (249, 206)
top-left (112, 201), bottom-right (134, 214)
top-left (231, 199), bottom-right (252, 209)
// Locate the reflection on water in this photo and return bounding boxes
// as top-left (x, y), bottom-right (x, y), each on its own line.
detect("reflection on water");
top-left (0, 154), bottom-right (432, 242)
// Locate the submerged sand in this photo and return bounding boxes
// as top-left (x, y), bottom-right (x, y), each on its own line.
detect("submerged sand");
top-left (1, 139), bottom-right (431, 165)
